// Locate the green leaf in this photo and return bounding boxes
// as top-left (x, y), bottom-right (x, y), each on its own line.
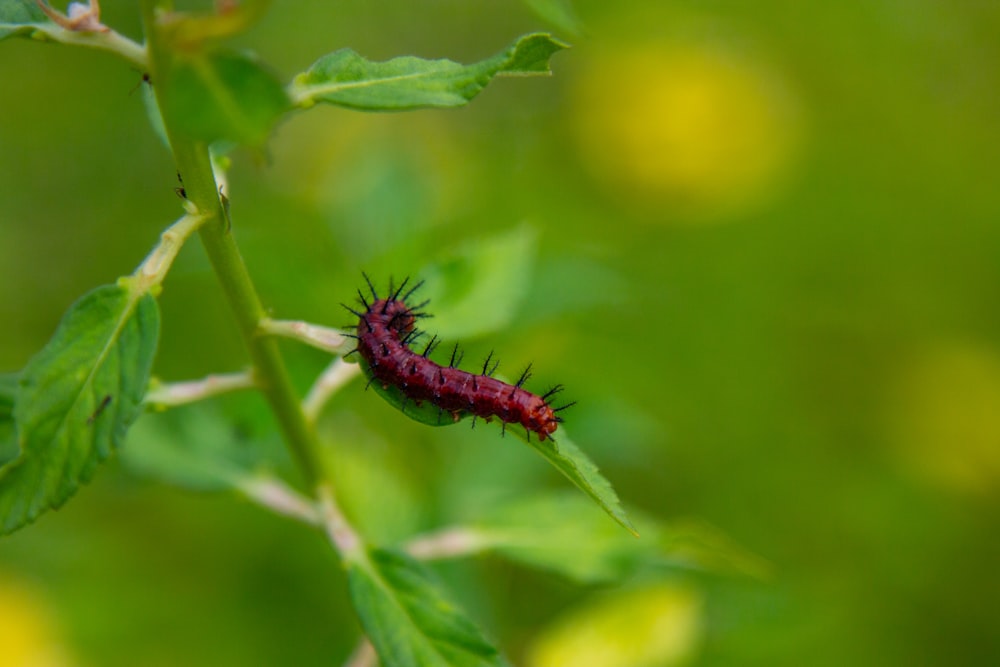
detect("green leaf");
top-left (417, 225), bottom-right (537, 340)
top-left (357, 357), bottom-right (635, 536)
top-left (163, 49), bottom-right (290, 147)
top-left (0, 0), bottom-right (47, 41)
top-left (521, 0), bottom-right (585, 37)
top-left (121, 404), bottom-right (269, 492)
top-left (356, 358), bottom-right (466, 429)
top-left (471, 493), bottom-right (768, 582)
top-left (517, 427), bottom-right (638, 536)
top-left (474, 492), bottom-right (653, 582)
top-left (0, 285), bottom-right (159, 534)
top-left (0, 373), bottom-right (16, 421)
top-left (291, 32), bottom-right (568, 111)
top-left (0, 373), bottom-right (18, 466)
top-left (347, 547), bottom-right (502, 667)
top-left (141, 75), bottom-right (171, 149)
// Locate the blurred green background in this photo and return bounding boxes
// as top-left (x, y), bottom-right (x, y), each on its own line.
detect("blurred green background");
top-left (3, 1), bottom-right (1000, 665)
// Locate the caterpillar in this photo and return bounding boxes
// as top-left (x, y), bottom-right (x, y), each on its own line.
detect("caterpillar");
top-left (344, 274), bottom-right (573, 442)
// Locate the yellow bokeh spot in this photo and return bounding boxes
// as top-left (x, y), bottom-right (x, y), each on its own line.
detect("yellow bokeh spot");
top-left (572, 41), bottom-right (800, 220)
top-left (527, 583), bottom-right (703, 667)
top-left (887, 342), bottom-right (1000, 496)
top-left (0, 575), bottom-right (74, 667)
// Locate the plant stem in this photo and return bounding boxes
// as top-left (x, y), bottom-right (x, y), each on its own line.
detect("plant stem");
top-left (144, 370), bottom-right (257, 407)
top-left (303, 358), bottom-right (360, 425)
top-left (139, 1), bottom-right (325, 489)
top-left (258, 318), bottom-right (353, 354)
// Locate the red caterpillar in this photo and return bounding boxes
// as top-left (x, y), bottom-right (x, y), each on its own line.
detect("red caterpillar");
top-left (345, 275), bottom-right (572, 441)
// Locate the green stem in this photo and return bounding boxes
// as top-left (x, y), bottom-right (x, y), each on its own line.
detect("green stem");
top-left (139, 1), bottom-right (324, 489)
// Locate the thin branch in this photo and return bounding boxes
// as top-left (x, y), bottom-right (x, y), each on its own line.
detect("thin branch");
top-left (303, 358), bottom-right (361, 424)
top-left (404, 526), bottom-right (491, 561)
top-left (236, 475), bottom-right (321, 525)
top-left (145, 371), bottom-right (257, 408)
top-left (258, 318), bottom-right (354, 355)
top-left (18, 2), bottom-right (147, 68)
top-left (318, 484), bottom-right (362, 557)
top-left (131, 209), bottom-right (209, 293)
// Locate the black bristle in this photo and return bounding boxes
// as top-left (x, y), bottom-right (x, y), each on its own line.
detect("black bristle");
top-left (449, 343), bottom-right (464, 368)
top-left (541, 384), bottom-right (564, 401)
top-left (400, 329), bottom-right (421, 346)
top-left (402, 279), bottom-right (425, 303)
top-left (410, 299), bottom-right (432, 313)
top-left (553, 401), bottom-right (576, 413)
top-left (481, 350), bottom-right (498, 376)
top-left (342, 303), bottom-right (365, 318)
top-left (362, 272), bottom-right (379, 301)
top-left (515, 363), bottom-right (533, 388)
top-left (390, 276), bottom-right (410, 301)
top-left (355, 288), bottom-right (370, 310)
top-left (422, 334), bottom-right (439, 357)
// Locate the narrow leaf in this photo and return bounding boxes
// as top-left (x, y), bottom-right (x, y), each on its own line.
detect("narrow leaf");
top-left (475, 492), bottom-right (652, 582)
top-left (518, 428), bottom-right (637, 536)
top-left (472, 493), bottom-right (768, 582)
top-left (348, 547), bottom-right (502, 667)
top-left (292, 32), bottom-right (568, 111)
top-left (164, 49), bottom-right (290, 147)
top-left (0, 0), bottom-right (46, 41)
top-left (141, 75), bottom-right (171, 149)
top-left (0, 285), bottom-right (159, 534)
top-left (357, 359), bottom-right (459, 429)
top-left (359, 352), bottom-right (636, 537)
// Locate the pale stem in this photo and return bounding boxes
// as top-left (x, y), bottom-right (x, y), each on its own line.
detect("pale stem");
top-left (342, 638), bottom-right (377, 667)
top-left (303, 358), bottom-right (361, 424)
top-left (236, 476), bottom-right (321, 525)
top-left (145, 371), bottom-right (257, 407)
top-left (14, 22), bottom-right (148, 68)
top-left (133, 210), bottom-right (208, 291)
top-left (318, 484), bottom-right (362, 557)
top-left (404, 526), bottom-right (490, 560)
top-left (258, 318), bottom-right (354, 355)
